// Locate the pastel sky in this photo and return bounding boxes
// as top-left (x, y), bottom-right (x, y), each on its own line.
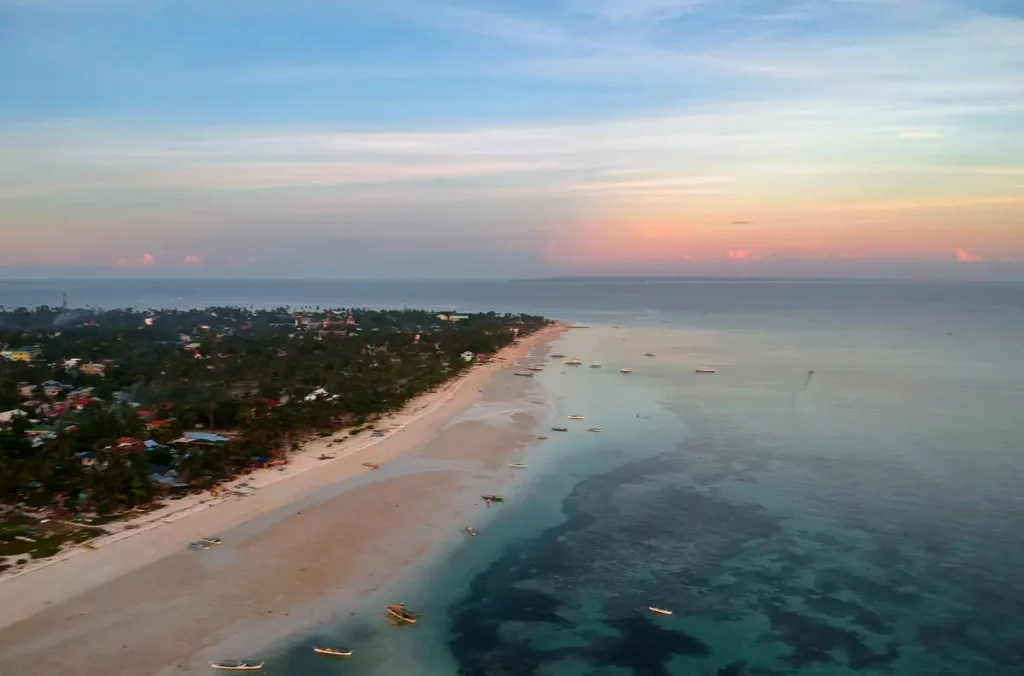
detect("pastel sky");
top-left (1, 0), bottom-right (1023, 279)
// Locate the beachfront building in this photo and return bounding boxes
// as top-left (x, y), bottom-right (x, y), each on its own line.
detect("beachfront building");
top-left (1, 346), bottom-right (42, 361)
top-left (79, 362), bottom-right (106, 376)
top-left (0, 409), bottom-right (27, 426)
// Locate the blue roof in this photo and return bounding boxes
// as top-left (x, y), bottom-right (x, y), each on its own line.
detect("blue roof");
top-left (183, 432), bottom-right (230, 443)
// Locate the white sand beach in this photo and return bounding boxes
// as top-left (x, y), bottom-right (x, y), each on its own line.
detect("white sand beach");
top-left (0, 323), bottom-right (565, 676)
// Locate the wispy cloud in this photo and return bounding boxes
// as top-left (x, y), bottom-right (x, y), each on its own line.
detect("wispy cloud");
top-left (567, 0), bottom-right (706, 23)
top-left (116, 253), bottom-right (155, 268)
top-left (955, 247), bottom-right (985, 263)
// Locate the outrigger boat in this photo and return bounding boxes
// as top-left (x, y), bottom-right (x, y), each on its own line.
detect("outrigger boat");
top-left (648, 607), bottom-right (673, 616)
top-left (589, 363), bottom-right (602, 368)
top-left (482, 494), bottom-right (505, 504)
top-left (535, 435), bottom-right (549, 440)
top-left (587, 427), bottom-right (603, 433)
top-left (199, 536), bottom-right (222, 545)
top-left (509, 463), bottom-right (527, 469)
top-left (551, 353), bottom-right (566, 358)
top-left (568, 415), bottom-right (584, 420)
top-left (313, 646), bottom-right (353, 657)
top-left (387, 604), bottom-right (419, 624)
top-left (644, 352), bottom-right (656, 357)
top-left (620, 368), bottom-right (632, 374)
top-left (464, 526), bottom-right (477, 536)
top-left (362, 462), bottom-right (380, 470)
top-left (551, 427), bottom-right (568, 432)
top-left (210, 660), bottom-right (265, 671)
top-left (695, 367), bottom-right (716, 374)
top-left (187, 541), bottom-right (211, 551)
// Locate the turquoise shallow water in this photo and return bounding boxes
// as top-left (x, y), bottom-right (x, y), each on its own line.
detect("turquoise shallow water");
top-left (4, 279), bottom-right (1021, 675)
top-left (266, 301), bottom-right (1023, 675)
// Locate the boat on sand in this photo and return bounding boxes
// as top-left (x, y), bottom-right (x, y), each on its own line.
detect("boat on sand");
top-left (464, 526), bottom-right (477, 536)
top-left (210, 661), bottom-right (264, 671)
top-left (313, 647), bottom-right (353, 657)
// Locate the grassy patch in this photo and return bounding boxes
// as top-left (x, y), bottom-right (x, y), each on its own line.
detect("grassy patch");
top-left (0, 515), bottom-right (106, 559)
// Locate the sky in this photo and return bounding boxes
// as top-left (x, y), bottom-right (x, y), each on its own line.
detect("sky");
top-left (1, 0), bottom-right (1023, 280)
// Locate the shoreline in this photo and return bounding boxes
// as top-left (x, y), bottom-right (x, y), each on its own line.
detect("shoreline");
top-left (0, 323), bottom-right (566, 636)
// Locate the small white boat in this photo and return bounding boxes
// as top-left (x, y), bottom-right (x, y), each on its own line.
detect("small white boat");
top-left (313, 647), bottom-right (353, 657)
top-left (587, 427), bottom-right (603, 433)
top-left (464, 526), bottom-right (477, 536)
top-left (514, 371), bottom-right (535, 377)
top-left (620, 368), bottom-right (632, 374)
top-left (551, 353), bottom-right (566, 358)
top-left (568, 415), bottom-right (585, 420)
top-left (695, 367), bottom-right (716, 374)
top-left (210, 661), bottom-right (265, 671)
top-left (509, 463), bottom-right (527, 469)
top-left (648, 607), bottom-right (673, 616)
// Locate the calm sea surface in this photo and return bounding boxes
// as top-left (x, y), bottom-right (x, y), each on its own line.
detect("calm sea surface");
top-left (3, 278), bottom-right (1023, 675)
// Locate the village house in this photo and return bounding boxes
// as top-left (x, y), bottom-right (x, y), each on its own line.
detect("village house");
top-left (41, 380), bottom-right (70, 398)
top-left (0, 409), bottom-right (27, 426)
top-left (1, 345), bottom-right (42, 361)
top-left (79, 362), bottom-right (106, 376)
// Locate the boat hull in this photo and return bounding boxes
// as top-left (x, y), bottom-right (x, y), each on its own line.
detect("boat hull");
top-left (210, 663), bottom-right (264, 671)
top-left (387, 607), bottom-right (418, 624)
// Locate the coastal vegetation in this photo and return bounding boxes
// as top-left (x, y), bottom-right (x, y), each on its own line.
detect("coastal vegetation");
top-left (0, 306), bottom-right (548, 562)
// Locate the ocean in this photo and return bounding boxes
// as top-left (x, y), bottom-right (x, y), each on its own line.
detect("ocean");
top-left (3, 278), bottom-right (1023, 675)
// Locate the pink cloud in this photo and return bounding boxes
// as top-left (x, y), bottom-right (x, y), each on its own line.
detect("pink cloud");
top-left (727, 250), bottom-right (751, 260)
top-left (184, 254), bottom-right (202, 265)
top-left (955, 248), bottom-right (984, 263)
top-left (116, 253), bottom-right (156, 268)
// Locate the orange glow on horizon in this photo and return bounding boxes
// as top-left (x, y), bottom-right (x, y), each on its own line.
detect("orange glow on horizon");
top-left (544, 220), bottom-right (1006, 268)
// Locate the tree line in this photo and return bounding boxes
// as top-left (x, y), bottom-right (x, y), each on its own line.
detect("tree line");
top-left (0, 307), bottom-right (550, 515)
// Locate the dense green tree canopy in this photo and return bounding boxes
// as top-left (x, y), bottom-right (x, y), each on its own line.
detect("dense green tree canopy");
top-left (0, 307), bottom-right (549, 511)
